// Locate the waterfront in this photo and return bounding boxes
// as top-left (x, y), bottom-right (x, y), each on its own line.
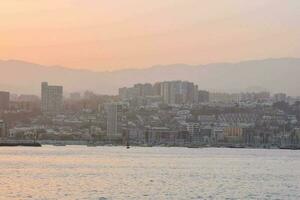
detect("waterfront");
top-left (0, 146), bottom-right (300, 200)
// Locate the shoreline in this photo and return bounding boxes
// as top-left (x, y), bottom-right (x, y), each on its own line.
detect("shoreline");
top-left (1, 139), bottom-right (299, 150)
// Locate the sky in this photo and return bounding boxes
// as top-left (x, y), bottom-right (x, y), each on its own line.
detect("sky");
top-left (0, 0), bottom-right (299, 71)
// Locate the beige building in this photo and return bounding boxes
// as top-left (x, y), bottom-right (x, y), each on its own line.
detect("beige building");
top-left (223, 127), bottom-right (243, 143)
top-left (105, 103), bottom-right (123, 140)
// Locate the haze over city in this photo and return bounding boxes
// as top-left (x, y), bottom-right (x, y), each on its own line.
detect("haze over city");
top-left (1, 1), bottom-right (300, 199)
top-left (1, 0), bottom-right (299, 71)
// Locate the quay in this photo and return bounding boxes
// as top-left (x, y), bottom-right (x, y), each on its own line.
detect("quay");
top-left (0, 140), bottom-right (42, 147)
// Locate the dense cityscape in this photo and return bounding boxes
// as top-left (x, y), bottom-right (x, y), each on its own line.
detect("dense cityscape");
top-left (2, 1), bottom-right (300, 199)
top-left (0, 80), bottom-right (300, 149)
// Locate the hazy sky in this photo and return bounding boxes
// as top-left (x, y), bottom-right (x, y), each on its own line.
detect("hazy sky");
top-left (0, 0), bottom-right (299, 71)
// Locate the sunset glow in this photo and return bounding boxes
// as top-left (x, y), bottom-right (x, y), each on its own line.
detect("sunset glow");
top-left (0, 0), bottom-right (299, 71)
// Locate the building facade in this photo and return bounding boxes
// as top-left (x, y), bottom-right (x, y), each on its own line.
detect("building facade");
top-left (105, 103), bottom-right (123, 139)
top-left (160, 81), bottom-right (198, 105)
top-left (0, 91), bottom-right (10, 111)
top-left (41, 82), bottom-right (63, 115)
top-left (198, 90), bottom-right (209, 103)
top-left (0, 120), bottom-right (6, 138)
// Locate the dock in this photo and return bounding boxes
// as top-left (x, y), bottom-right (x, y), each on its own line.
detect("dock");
top-left (0, 140), bottom-right (42, 147)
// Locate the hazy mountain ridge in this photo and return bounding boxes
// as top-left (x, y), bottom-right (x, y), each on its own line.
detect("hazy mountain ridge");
top-left (1, 58), bottom-right (300, 96)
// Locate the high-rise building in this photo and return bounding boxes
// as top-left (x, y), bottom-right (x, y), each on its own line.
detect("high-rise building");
top-left (161, 81), bottom-right (171, 104)
top-left (182, 81), bottom-right (198, 104)
top-left (118, 81), bottom-right (198, 105)
top-left (118, 87), bottom-right (128, 100)
top-left (41, 82), bottom-right (63, 114)
top-left (169, 81), bottom-right (182, 104)
top-left (153, 82), bottom-right (162, 96)
top-left (141, 83), bottom-right (153, 97)
top-left (119, 83), bottom-right (154, 101)
top-left (105, 103), bottom-right (123, 139)
top-left (0, 91), bottom-right (10, 111)
top-left (160, 81), bottom-right (198, 105)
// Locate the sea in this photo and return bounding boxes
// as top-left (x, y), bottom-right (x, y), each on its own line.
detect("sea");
top-left (0, 146), bottom-right (299, 200)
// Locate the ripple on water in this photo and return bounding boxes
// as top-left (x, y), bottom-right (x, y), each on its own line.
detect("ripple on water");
top-left (0, 146), bottom-right (299, 199)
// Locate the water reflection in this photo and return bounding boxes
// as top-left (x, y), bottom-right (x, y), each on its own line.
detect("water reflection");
top-left (0, 146), bottom-right (299, 199)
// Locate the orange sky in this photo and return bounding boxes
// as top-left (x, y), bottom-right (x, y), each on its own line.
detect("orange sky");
top-left (0, 0), bottom-right (299, 71)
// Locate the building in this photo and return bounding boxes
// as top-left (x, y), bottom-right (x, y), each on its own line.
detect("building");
top-left (119, 83), bottom-right (154, 101)
top-left (152, 82), bottom-right (162, 96)
top-left (181, 81), bottom-right (198, 104)
top-left (9, 101), bottom-right (40, 112)
top-left (160, 81), bottom-right (171, 104)
top-left (0, 120), bottom-right (6, 138)
top-left (41, 82), bottom-right (63, 114)
top-left (118, 87), bottom-right (128, 100)
top-left (239, 92), bottom-right (270, 102)
top-left (168, 81), bottom-right (182, 104)
top-left (223, 126), bottom-right (243, 143)
top-left (70, 92), bottom-right (81, 100)
top-left (218, 113), bottom-right (258, 125)
top-left (0, 91), bottom-right (10, 111)
top-left (198, 115), bottom-right (216, 124)
top-left (9, 94), bottom-right (40, 112)
top-left (186, 122), bottom-right (200, 135)
top-left (160, 81), bottom-right (198, 105)
top-left (133, 83), bottom-right (153, 97)
top-left (118, 81), bottom-right (198, 105)
top-left (198, 90), bottom-right (209, 103)
top-left (105, 103), bottom-right (123, 139)
top-left (17, 94), bottom-right (39, 102)
top-left (273, 93), bottom-right (287, 103)
top-left (209, 92), bottom-right (239, 103)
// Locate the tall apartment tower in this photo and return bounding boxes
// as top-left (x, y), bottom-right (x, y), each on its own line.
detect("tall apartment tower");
top-left (0, 91), bottom-right (10, 111)
top-left (161, 82), bottom-right (171, 104)
top-left (41, 82), bottom-right (63, 115)
top-left (105, 103), bottom-right (123, 139)
top-left (160, 81), bottom-right (198, 105)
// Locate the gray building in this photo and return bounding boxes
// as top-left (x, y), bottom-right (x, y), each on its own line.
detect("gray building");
top-left (160, 81), bottom-right (198, 105)
top-left (198, 90), bottom-right (209, 103)
top-left (41, 82), bottom-right (63, 115)
top-left (0, 91), bottom-right (10, 111)
top-left (119, 83), bottom-right (154, 100)
top-left (273, 93), bottom-right (287, 103)
top-left (0, 120), bottom-right (6, 138)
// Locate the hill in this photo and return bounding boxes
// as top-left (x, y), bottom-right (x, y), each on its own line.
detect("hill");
top-left (0, 58), bottom-right (299, 96)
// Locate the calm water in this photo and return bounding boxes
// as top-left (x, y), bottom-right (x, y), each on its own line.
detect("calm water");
top-left (0, 146), bottom-right (300, 200)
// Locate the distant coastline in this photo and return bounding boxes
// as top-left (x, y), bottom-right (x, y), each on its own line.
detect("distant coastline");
top-left (1, 139), bottom-right (299, 150)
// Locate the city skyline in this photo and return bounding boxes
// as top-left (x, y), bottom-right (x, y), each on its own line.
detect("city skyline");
top-left (1, 0), bottom-right (299, 71)
top-left (1, 79), bottom-right (299, 147)
top-left (1, 1), bottom-right (300, 199)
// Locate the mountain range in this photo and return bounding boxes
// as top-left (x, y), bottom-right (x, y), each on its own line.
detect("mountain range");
top-left (0, 58), bottom-right (299, 96)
